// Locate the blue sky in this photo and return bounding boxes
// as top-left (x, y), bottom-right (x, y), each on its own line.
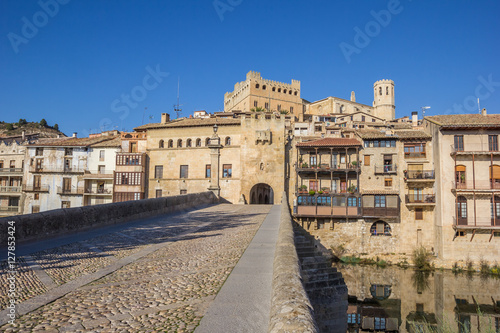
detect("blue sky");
top-left (1, 0), bottom-right (499, 136)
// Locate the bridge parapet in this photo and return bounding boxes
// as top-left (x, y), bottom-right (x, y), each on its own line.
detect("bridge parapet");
top-left (268, 193), bottom-right (318, 333)
top-left (0, 192), bottom-right (218, 245)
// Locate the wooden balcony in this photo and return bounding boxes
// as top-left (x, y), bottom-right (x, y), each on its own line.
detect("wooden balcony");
top-left (450, 144), bottom-right (500, 155)
top-left (452, 180), bottom-right (500, 192)
top-left (297, 163), bottom-right (360, 173)
top-left (295, 205), bottom-right (361, 218)
top-left (362, 207), bottom-right (399, 218)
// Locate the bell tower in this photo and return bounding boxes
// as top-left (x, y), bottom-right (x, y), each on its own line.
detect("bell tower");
top-left (373, 79), bottom-right (395, 120)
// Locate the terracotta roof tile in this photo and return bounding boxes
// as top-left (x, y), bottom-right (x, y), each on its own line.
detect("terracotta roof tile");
top-left (425, 114), bottom-right (500, 127)
top-left (134, 118), bottom-right (241, 130)
top-left (28, 136), bottom-right (119, 147)
top-left (356, 129), bottom-right (430, 140)
top-left (296, 138), bottom-right (362, 147)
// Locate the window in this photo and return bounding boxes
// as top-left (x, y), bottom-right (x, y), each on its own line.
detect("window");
top-left (180, 189), bottom-right (187, 195)
top-left (283, 89), bottom-right (287, 94)
top-left (254, 101), bottom-right (258, 107)
top-left (294, 91), bottom-right (298, 96)
top-left (223, 164), bottom-right (232, 178)
top-left (262, 85), bottom-right (266, 90)
top-left (180, 165), bottom-right (188, 178)
top-left (309, 155), bottom-right (317, 167)
top-left (114, 172), bottom-right (142, 185)
top-left (309, 180), bottom-right (318, 191)
top-left (61, 201), bottom-right (70, 209)
top-left (34, 175), bottom-right (42, 189)
top-left (255, 83), bottom-right (259, 89)
top-left (9, 160), bottom-right (15, 168)
top-left (159, 140), bottom-right (164, 148)
top-left (362, 116), bottom-right (365, 122)
top-left (265, 102), bottom-right (269, 110)
top-left (489, 135), bottom-right (499, 151)
top-left (116, 154), bottom-right (143, 165)
top-left (347, 197), bottom-right (358, 206)
top-left (415, 208), bottom-right (423, 220)
top-left (186, 139), bottom-right (192, 147)
top-left (62, 178), bottom-right (71, 192)
top-left (375, 195), bottom-right (386, 207)
top-left (156, 189), bottom-right (162, 198)
top-left (404, 143), bottom-right (426, 158)
top-left (206, 138), bottom-right (211, 146)
top-left (457, 196), bottom-right (467, 220)
top-left (385, 178), bottom-right (392, 187)
top-left (168, 139), bottom-right (173, 148)
top-left (277, 104), bottom-right (281, 111)
top-left (177, 139), bottom-right (182, 148)
top-left (278, 88), bottom-right (281, 93)
top-left (456, 165), bottom-right (466, 187)
top-left (364, 155), bottom-right (370, 166)
top-left (272, 87), bottom-right (276, 92)
top-left (196, 138), bottom-right (201, 147)
top-left (454, 135), bottom-right (464, 151)
top-left (129, 142), bottom-right (137, 153)
top-left (205, 165), bottom-right (211, 178)
top-left (113, 192), bottom-right (143, 202)
top-left (155, 165), bottom-right (163, 179)
top-left (32, 205), bottom-right (40, 213)
top-left (98, 165), bottom-right (105, 174)
top-left (491, 196), bottom-right (500, 221)
top-left (370, 221), bottom-right (391, 236)
top-left (379, 87), bottom-right (382, 95)
top-left (225, 137), bottom-right (231, 145)
top-left (36, 148), bottom-right (43, 156)
top-left (99, 150), bottom-right (105, 161)
top-left (290, 107), bottom-right (293, 113)
top-left (34, 193), bottom-right (39, 200)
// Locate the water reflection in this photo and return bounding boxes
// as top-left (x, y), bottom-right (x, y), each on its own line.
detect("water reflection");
top-left (329, 264), bottom-right (500, 333)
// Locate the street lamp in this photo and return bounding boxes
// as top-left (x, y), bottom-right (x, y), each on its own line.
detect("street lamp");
top-left (213, 124), bottom-right (218, 134)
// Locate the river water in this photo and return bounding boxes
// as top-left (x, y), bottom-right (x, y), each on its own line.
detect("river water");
top-left (324, 264), bottom-right (500, 333)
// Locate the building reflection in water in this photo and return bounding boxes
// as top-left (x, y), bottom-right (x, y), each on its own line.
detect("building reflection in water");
top-left (331, 264), bottom-right (500, 333)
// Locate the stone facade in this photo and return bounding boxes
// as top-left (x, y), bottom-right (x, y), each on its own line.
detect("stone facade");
top-left (0, 140), bottom-right (26, 216)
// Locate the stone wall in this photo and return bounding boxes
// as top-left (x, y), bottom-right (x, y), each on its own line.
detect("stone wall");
top-left (268, 194), bottom-right (318, 333)
top-left (0, 191), bottom-right (218, 245)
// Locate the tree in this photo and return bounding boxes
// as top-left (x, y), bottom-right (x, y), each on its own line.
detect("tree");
top-left (5, 123), bottom-right (13, 130)
top-left (40, 119), bottom-right (47, 127)
top-left (18, 118), bottom-right (27, 126)
top-left (53, 123), bottom-right (59, 131)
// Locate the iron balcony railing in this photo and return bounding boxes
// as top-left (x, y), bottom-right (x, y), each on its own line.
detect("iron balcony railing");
top-left (84, 188), bottom-right (113, 195)
top-left (56, 186), bottom-right (84, 195)
top-left (374, 164), bottom-right (397, 174)
top-left (30, 166), bottom-right (86, 173)
top-left (405, 170), bottom-right (435, 180)
top-left (405, 194), bottom-right (436, 204)
top-left (0, 167), bottom-right (23, 173)
top-left (22, 184), bottom-right (49, 192)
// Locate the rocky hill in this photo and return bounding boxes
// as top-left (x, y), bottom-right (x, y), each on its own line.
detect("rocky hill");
top-left (0, 119), bottom-right (66, 139)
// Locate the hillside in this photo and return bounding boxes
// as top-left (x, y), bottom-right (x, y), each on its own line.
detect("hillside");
top-left (0, 120), bottom-right (67, 139)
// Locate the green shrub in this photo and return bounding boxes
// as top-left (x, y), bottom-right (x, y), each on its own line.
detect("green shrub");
top-left (412, 246), bottom-right (433, 270)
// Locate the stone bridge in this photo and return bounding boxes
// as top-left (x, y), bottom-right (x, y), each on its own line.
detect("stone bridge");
top-left (0, 193), bottom-right (346, 332)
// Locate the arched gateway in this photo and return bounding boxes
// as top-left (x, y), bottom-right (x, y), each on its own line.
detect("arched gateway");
top-left (250, 183), bottom-right (274, 204)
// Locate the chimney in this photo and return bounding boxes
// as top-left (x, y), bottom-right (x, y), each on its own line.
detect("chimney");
top-left (411, 111), bottom-right (418, 127)
top-left (351, 91), bottom-right (356, 102)
top-left (22, 130), bottom-right (25, 141)
top-left (481, 108), bottom-right (487, 116)
top-left (161, 113), bottom-right (170, 123)
top-left (72, 132), bottom-right (77, 138)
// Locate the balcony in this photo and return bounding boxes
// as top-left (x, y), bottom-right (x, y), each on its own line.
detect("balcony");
top-left (82, 171), bottom-right (114, 179)
top-left (56, 186), bottom-right (84, 195)
top-left (453, 217), bottom-right (500, 231)
top-left (405, 194), bottom-right (436, 205)
top-left (84, 188), bottom-right (113, 196)
top-left (0, 167), bottom-right (23, 175)
top-left (0, 186), bottom-right (22, 194)
top-left (450, 144), bottom-right (500, 155)
top-left (22, 184), bottom-right (49, 192)
top-left (374, 164), bottom-right (397, 174)
top-left (404, 152), bottom-right (426, 159)
top-left (405, 170), bottom-right (435, 182)
top-left (296, 205), bottom-right (361, 218)
top-left (452, 180), bottom-right (500, 192)
top-left (297, 162), bottom-right (360, 173)
top-left (0, 206), bottom-right (19, 213)
top-left (362, 207), bottom-right (399, 218)
top-left (30, 166), bottom-right (85, 174)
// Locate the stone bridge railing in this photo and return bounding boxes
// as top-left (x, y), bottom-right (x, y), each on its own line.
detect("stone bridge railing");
top-left (0, 192), bottom-right (218, 245)
top-left (268, 193), bottom-right (318, 332)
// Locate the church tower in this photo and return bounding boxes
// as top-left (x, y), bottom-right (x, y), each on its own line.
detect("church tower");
top-left (373, 79), bottom-right (395, 120)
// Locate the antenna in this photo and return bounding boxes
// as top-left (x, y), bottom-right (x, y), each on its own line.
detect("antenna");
top-left (173, 77), bottom-right (183, 119)
top-left (148, 115), bottom-right (154, 123)
top-left (477, 98), bottom-right (481, 114)
top-left (421, 106), bottom-right (431, 118)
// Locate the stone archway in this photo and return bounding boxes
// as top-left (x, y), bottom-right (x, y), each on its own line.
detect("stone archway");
top-left (250, 183), bottom-right (274, 204)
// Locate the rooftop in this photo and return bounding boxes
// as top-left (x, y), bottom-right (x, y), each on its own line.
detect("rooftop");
top-left (27, 136), bottom-right (119, 147)
top-left (356, 129), bottom-right (431, 140)
top-left (296, 137), bottom-right (362, 147)
top-left (425, 114), bottom-right (500, 128)
top-left (134, 118), bottom-right (241, 130)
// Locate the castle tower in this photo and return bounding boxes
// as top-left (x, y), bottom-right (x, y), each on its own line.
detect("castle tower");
top-left (373, 79), bottom-right (395, 120)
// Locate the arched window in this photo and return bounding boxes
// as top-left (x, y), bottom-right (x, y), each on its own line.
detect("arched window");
top-left (386, 86), bottom-right (389, 95)
top-left (379, 87), bottom-right (382, 95)
top-left (168, 140), bottom-right (173, 148)
top-left (490, 165), bottom-right (500, 189)
top-left (283, 89), bottom-right (287, 94)
top-left (289, 90), bottom-right (292, 95)
top-left (278, 88), bottom-right (281, 93)
top-left (294, 91), bottom-right (298, 96)
top-left (177, 139), bottom-right (182, 148)
top-left (456, 165), bottom-right (466, 188)
top-left (457, 196), bottom-right (467, 225)
top-left (205, 137), bottom-right (211, 146)
top-left (370, 284), bottom-right (391, 300)
top-left (370, 221), bottom-right (391, 236)
top-left (262, 85), bottom-right (266, 90)
top-left (159, 140), bottom-right (164, 148)
top-left (272, 87), bottom-right (276, 92)
top-left (255, 83), bottom-right (260, 89)
top-left (196, 138), bottom-right (201, 147)
top-left (186, 139), bottom-right (192, 147)
top-left (225, 137), bottom-right (231, 146)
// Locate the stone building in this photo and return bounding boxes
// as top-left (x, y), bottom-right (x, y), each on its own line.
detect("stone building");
top-left (424, 111), bottom-right (500, 265)
top-left (135, 113), bottom-right (287, 205)
top-left (0, 140), bottom-right (26, 216)
top-left (224, 71), bottom-right (304, 116)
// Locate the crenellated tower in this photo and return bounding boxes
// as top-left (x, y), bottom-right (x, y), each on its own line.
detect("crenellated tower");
top-left (373, 79), bottom-right (395, 120)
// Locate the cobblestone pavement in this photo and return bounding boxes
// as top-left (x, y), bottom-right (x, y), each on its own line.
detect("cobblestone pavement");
top-left (1, 204), bottom-right (271, 332)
